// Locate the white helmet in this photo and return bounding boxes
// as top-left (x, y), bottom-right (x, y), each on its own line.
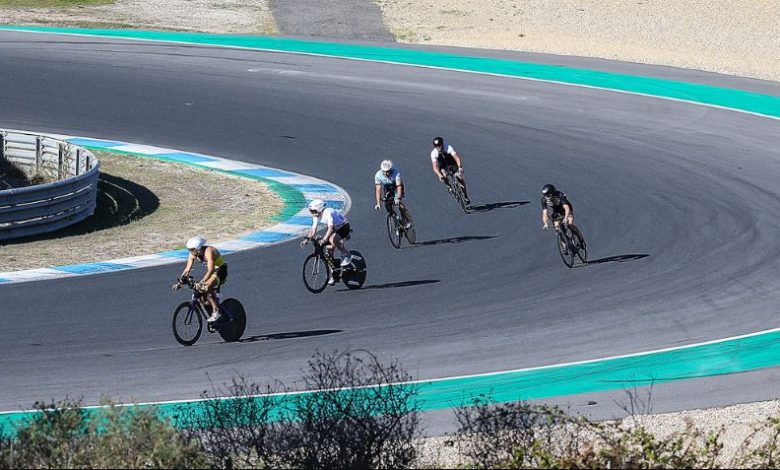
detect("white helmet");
top-left (308, 199), bottom-right (326, 213)
top-left (380, 159), bottom-right (394, 172)
top-left (186, 236), bottom-right (206, 251)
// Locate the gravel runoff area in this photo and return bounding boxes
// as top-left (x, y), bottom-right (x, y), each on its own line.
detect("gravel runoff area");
top-left (0, 151), bottom-right (283, 272)
top-left (2, 0), bottom-right (780, 461)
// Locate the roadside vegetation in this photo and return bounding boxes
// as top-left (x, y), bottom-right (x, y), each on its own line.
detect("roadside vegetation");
top-left (0, 150), bottom-right (283, 272)
top-left (3, 349), bottom-right (780, 469)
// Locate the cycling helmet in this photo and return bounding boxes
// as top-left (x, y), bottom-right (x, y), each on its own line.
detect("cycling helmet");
top-left (308, 199), bottom-right (326, 213)
top-left (380, 159), bottom-right (394, 172)
top-left (186, 236), bottom-right (206, 251)
top-left (432, 136), bottom-right (444, 147)
top-left (541, 184), bottom-right (556, 196)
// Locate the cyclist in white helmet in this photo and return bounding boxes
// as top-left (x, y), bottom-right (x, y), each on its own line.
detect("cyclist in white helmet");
top-left (431, 136), bottom-right (470, 204)
top-left (300, 199), bottom-right (352, 285)
top-left (374, 159), bottom-right (412, 228)
top-left (174, 236), bottom-right (228, 322)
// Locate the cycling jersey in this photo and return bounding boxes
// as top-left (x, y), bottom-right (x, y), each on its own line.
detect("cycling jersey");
top-left (430, 145), bottom-right (458, 169)
top-left (541, 191), bottom-right (573, 218)
top-left (197, 247), bottom-right (228, 286)
top-left (374, 168), bottom-right (402, 187)
top-left (312, 207), bottom-right (347, 229)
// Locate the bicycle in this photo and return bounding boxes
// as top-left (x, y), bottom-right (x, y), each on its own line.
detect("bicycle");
top-left (383, 193), bottom-right (416, 249)
top-left (443, 168), bottom-right (470, 213)
top-left (171, 276), bottom-right (247, 346)
top-left (301, 236), bottom-right (367, 293)
top-left (552, 220), bottom-right (588, 268)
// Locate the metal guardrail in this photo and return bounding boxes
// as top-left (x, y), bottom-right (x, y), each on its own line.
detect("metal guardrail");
top-left (0, 130), bottom-right (100, 240)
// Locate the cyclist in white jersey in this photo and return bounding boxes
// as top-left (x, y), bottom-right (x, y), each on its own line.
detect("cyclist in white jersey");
top-left (373, 159), bottom-right (412, 228)
top-left (301, 199), bottom-right (352, 284)
top-left (430, 136), bottom-right (470, 204)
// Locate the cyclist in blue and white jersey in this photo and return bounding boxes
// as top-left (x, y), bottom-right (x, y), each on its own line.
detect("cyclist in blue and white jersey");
top-left (373, 159), bottom-right (412, 228)
top-left (430, 136), bottom-right (470, 204)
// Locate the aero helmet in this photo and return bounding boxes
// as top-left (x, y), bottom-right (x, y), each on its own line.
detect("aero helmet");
top-left (308, 199), bottom-right (326, 213)
top-left (186, 236), bottom-right (206, 251)
top-left (432, 136), bottom-right (444, 147)
top-left (541, 184), bottom-right (556, 196)
top-left (380, 159), bottom-right (394, 172)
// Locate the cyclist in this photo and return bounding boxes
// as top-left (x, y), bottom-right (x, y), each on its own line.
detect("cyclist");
top-left (301, 199), bottom-right (352, 285)
top-left (174, 236), bottom-right (228, 323)
top-left (373, 159), bottom-right (412, 228)
top-left (430, 136), bottom-right (470, 204)
top-left (541, 184), bottom-right (584, 250)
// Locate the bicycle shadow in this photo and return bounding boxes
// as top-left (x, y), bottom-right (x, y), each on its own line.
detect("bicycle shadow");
top-left (362, 279), bottom-right (439, 290)
top-left (584, 254), bottom-right (650, 265)
top-left (413, 235), bottom-right (496, 246)
top-left (467, 200), bottom-right (530, 213)
top-left (239, 329), bottom-right (342, 343)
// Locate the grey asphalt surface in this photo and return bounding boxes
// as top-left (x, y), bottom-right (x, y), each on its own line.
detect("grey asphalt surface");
top-left (1, 32), bottom-right (780, 430)
top-left (270, 0), bottom-right (395, 42)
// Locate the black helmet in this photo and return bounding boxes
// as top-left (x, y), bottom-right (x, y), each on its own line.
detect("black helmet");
top-left (432, 136), bottom-right (444, 147)
top-left (542, 184), bottom-right (556, 196)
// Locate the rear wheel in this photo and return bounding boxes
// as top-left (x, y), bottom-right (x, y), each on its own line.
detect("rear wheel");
top-left (172, 301), bottom-right (202, 346)
top-left (342, 250), bottom-right (367, 289)
top-left (557, 230), bottom-right (575, 268)
top-left (303, 253), bottom-right (330, 293)
top-left (386, 212), bottom-right (402, 249)
top-left (217, 298), bottom-right (247, 342)
top-left (572, 227), bottom-right (588, 263)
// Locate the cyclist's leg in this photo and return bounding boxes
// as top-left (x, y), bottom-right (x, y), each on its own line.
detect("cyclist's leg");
top-left (205, 274), bottom-right (221, 319)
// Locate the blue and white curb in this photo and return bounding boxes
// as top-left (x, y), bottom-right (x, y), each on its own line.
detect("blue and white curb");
top-left (0, 132), bottom-right (351, 285)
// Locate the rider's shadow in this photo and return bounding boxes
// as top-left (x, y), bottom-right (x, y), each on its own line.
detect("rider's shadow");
top-left (583, 254), bottom-right (649, 265)
top-left (239, 329), bottom-right (342, 343)
top-left (467, 200), bottom-right (530, 213)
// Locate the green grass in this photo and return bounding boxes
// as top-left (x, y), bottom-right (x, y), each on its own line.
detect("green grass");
top-left (0, 0), bottom-right (113, 7)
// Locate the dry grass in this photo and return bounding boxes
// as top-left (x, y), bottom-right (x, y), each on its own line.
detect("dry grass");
top-left (0, 150), bottom-right (284, 271)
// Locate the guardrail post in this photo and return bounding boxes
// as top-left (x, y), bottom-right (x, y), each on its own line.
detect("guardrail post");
top-left (75, 148), bottom-right (81, 176)
top-left (85, 153), bottom-right (91, 172)
top-left (35, 136), bottom-right (42, 174)
top-left (58, 144), bottom-right (65, 180)
top-left (0, 132), bottom-right (4, 160)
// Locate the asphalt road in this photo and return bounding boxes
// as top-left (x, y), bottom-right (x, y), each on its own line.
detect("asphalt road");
top-left (1, 31), bottom-right (780, 427)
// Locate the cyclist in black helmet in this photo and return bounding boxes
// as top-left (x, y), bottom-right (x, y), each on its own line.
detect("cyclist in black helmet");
top-left (430, 136), bottom-right (470, 204)
top-left (541, 184), bottom-right (583, 242)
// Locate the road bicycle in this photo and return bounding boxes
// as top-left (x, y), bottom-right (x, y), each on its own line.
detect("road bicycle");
top-left (383, 193), bottom-right (416, 248)
top-left (443, 168), bottom-right (470, 213)
top-left (301, 236), bottom-right (367, 293)
top-left (171, 276), bottom-right (246, 346)
top-left (553, 220), bottom-right (588, 268)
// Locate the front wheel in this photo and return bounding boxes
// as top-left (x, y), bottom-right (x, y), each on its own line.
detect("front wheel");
top-left (172, 301), bottom-right (203, 346)
top-left (386, 212), bottom-right (402, 249)
top-left (557, 230), bottom-right (575, 268)
top-left (303, 253), bottom-right (330, 293)
top-left (217, 298), bottom-right (247, 342)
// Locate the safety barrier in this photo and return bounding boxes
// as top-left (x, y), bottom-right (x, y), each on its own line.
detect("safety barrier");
top-left (0, 130), bottom-right (100, 240)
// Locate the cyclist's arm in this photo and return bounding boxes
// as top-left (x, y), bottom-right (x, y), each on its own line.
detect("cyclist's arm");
top-left (305, 217), bottom-right (318, 240)
top-left (375, 184), bottom-right (382, 207)
top-left (563, 204), bottom-right (572, 219)
top-left (181, 253), bottom-right (195, 278)
top-left (431, 160), bottom-right (444, 179)
top-left (323, 223), bottom-right (334, 243)
top-left (451, 150), bottom-right (463, 170)
top-left (542, 209), bottom-right (550, 228)
top-left (395, 182), bottom-right (404, 200)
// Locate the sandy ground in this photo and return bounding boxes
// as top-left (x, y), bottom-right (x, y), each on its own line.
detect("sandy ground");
top-left (0, 0), bottom-right (277, 34)
top-left (376, 0), bottom-right (780, 83)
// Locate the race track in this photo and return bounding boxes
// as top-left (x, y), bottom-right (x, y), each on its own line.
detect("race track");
top-left (2, 31), bottom-right (780, 426)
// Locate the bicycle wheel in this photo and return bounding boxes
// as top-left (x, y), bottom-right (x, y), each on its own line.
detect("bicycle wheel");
top-left (342, 250), bottom-right (367, 289)
top-left (450, 175), bottom-right (469, 213)
top-left (386, 212), bottom-right (402, 249)
top-left (217, 298), bottom-right (247, 342)
top-left (303, 253), bottom-right (330, 293)
top-left (572, 227), bottom-right (588, 263)
top-left (402, 210), bottom-right (416, 245)
top-left (172, 301), bottom-right (203, 346)
top-left (557, 231), bottom-right (575, 268)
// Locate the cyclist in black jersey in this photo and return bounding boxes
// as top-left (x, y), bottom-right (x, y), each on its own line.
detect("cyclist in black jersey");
top-left (430, 136), bottom-right (470, 204)
top-left (541, 184), bottom-right (583, 241)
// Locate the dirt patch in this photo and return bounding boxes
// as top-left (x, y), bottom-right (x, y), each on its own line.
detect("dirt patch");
top-left (0, 150), bottom-right (284, 271)
top-left (375, 0), bottom-right (780, 83)
top-left (0, 0), bottom-right (277, 34)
